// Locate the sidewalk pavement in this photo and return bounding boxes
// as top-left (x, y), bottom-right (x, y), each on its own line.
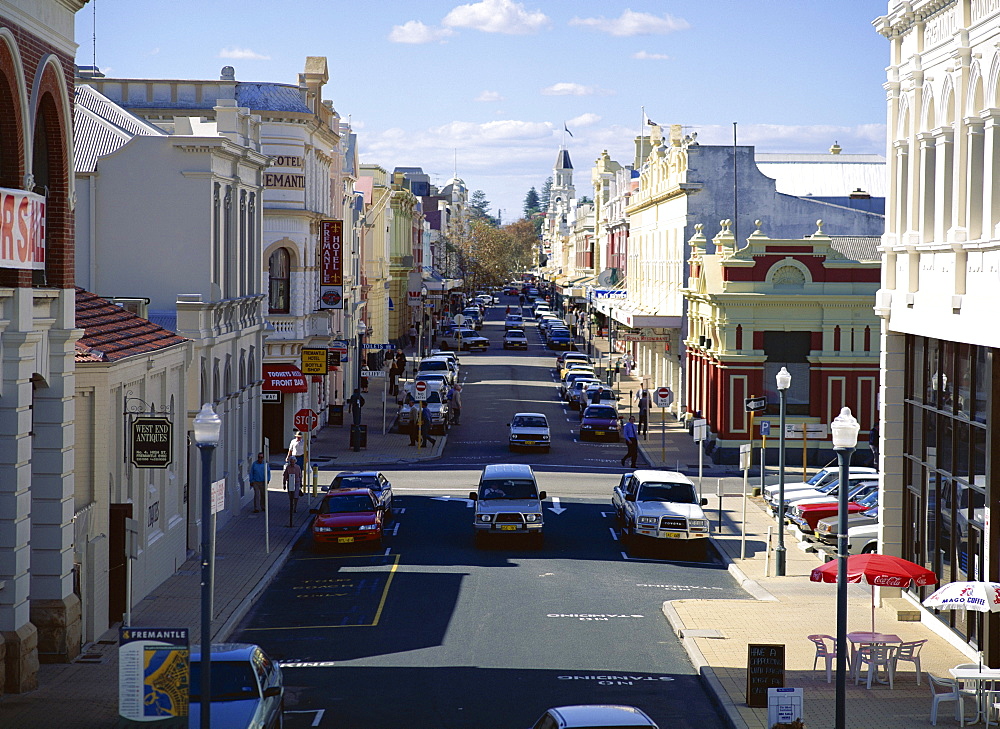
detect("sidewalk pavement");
top-left (575, 325), bottom-right (982, 728)
top-left (0, 348), bottom-right (442, 727)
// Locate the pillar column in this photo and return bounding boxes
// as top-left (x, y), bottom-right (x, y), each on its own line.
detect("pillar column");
top-left (892, 140), bottom-right (910, 241)
top-left (933, 127), bottom-right (955, 243)
top-left (917, 132), bottom-right (936, 244)
top-left (980, 109), bottom-right (1000, 240)
top-left (965, 117), bottom-right (985, 241)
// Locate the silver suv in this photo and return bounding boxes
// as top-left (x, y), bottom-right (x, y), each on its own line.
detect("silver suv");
top-left (470, 464), bottom-right (546, 548)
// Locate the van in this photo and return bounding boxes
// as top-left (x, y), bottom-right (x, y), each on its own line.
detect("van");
top-left (470, 464), bottom-right (546, 548)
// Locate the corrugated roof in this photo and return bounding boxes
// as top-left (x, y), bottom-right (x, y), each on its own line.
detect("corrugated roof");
top-left (755, 153), bottom-right (887, 198)
top-left (75, 289), bottom-right (187, 363)
top-left (74, 85), bottom-right (165, 172)
top-left (235, 83), bottom-right (310, 113)
top-left (829, 236), bottom-right (883, 263)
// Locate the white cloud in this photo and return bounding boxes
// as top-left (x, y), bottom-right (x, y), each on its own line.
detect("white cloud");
top-left (475, 90), bottom-right (505, 102)
top-left (687, 123), bottom-right (887, 154)
top-left (148, 47), bottom-right (160, 56)
top-left (443, 0), bottom-right (549, 35)
top-left (388, 20), bottom-right (455, 44)
top-left (633, 50), bottom-right (670, 61)
top-left (567, 112), bottom-right (601, 127)
top-left (541, 82), bottom-right (614, 97)
top-left (218, 47), bottom-right (271, 61)
top-left (570, 10), bottom-right (689, 37)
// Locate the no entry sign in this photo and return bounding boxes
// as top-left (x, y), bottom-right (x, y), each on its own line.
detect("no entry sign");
top-left (654, 386), bottom-right (673, 407)
top-left (293, 408), bottom-right (318, 432)
top-left (414, 380), bottom-right (429, 401)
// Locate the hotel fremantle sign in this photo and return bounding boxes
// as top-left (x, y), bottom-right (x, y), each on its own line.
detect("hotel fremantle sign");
top-left (320, 220), bottom-right (344, 309)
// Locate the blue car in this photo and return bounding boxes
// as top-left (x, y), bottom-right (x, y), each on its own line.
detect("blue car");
top-left (189, 643), bottom-right (284, 728)
top-left (548, 330), bottom-right (574, 350)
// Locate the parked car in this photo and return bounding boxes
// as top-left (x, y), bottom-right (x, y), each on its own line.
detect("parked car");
top-left (423, 389), bottom-right (451, 433)
top-left (557, 351), bottom-right (589, 369)
top-left (503, 329), bottom-right (529, 350)
top-left (415, 358), bottom-right (455, 385)
top-left (470, 463), bottom-right (546, 548)
top-left (504, 314), bottom-right (524, 330)
top-left (310, 487), bottom-right (388, 548)
top-left (461, 307), bottom-right (483, 329)
top-left (440, 327), bottom-right (489, 352)
top-left (790, 488), bottom-right (878, 534)
top-left (763, 465), bottom-right (877, 505)
top-left (583, 383), bottom-right (618, 406)
top-left (579, 404), bottom-right (621, 441)
top-left (566, 378), bottom-right (601, 409)
top-left (816, 502), bottom-right (879, 547)
top-left (328, 470), bottom-right (393, 512)
top-left (561, 370), bottom-right (598, 398)
top-left (530, 705), bottom-right (659, 729)
top-left (188, 643), bottom-right (284, 729)
top-left (508, 412), bottom-right (551, 452)
top-left (612, 470), bottom-right (709, 559)
top-left (773, 472), bottom-right (883, 514)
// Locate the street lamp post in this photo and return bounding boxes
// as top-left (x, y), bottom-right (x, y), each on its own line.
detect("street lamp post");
top-left (831, 406), bottom-right (860, 729)
top-left (356, 319), bottom-right (368, 393)
top-left (193, 403), bottom-right (222, 729)
top-left (775, 366), bottom-right (791, 577)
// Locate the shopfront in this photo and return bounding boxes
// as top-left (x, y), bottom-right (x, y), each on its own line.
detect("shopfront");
top-left (261, 363), bottom-right (309, 453)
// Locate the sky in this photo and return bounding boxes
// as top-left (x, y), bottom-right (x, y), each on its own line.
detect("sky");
top-left (76, 1), bottom-right (891, 221)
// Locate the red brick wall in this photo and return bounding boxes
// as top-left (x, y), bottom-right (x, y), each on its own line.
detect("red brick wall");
top-left (0, 16), bottom-right (76, 289)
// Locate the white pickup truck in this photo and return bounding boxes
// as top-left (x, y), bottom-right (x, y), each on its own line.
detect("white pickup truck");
top-left (612, 470), bottom-right (710, 560)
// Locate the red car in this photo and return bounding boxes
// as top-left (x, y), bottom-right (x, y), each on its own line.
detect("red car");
top-left (310, 488), bottom-right (387, 548)
top-left (790, 491), bottom-right (877, 533)
top-left (579, 404), bottom-right (621, 442)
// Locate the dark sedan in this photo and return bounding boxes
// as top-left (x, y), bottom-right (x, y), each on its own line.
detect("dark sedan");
top-left (579, 404), bottom-right (622, 441)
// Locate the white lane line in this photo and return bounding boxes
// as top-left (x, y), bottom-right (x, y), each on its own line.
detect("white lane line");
top-left (391, 523), bottom-right (400, 536)
top-left (609, 527), bottom-right (619, 541)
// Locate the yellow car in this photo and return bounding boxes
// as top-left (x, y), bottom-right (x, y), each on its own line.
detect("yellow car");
top-left (560, 361), bottom-right (595, 380)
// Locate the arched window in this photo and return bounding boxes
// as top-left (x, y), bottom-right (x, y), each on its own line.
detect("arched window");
top-left (268, 247), bottom-right (290, 313)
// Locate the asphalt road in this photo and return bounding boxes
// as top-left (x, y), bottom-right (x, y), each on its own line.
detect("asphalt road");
top-left (233, 298), bottom-right (747, 729)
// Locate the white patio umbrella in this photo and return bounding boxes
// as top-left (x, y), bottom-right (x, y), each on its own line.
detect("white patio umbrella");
top-left (923, 581), bottom-right (1000, 668)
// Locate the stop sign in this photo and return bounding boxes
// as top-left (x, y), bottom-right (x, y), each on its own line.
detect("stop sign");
top-left (293, 408), bottom-right (318, 431)
top-left (414, 380), bottom-right (429, 401)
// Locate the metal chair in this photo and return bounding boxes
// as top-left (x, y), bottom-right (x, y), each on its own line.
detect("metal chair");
top-left (891, 639), bottom-right (928, 685)
top-left (807, 634), bottom-right (837, 683)
top-left (855, 643), bottom-right (897, 689)
top-left (927, 673), bottom-right (973, 726)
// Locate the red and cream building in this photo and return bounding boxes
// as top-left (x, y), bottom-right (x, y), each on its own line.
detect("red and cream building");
top-left (682, 219), bottom-right (882, 465)
top-left (0, 0), bottom-right (89, 693)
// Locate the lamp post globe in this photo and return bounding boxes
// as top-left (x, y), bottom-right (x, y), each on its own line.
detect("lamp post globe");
top-left (193, 402), bottom-right (220, 729)
top-left (832, 406), bottom-right (859, 729)
top-left (775, 367), bottom-right (791, 577)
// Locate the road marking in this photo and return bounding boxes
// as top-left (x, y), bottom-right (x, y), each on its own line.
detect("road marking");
top-left (432, 495), bottom-right (474, 507)
top-left (636, 583), bottom-right (726, 591)
top-left (391, 523), bottom-right (400, 536)
top-left (394, 507), bottom-right (406, 513)
top-left (547, 613), bottom-right (644, 620)
top-left (280, 661), bottom-right (337, 668)
top-left (547, 496), bottom-right (566, 515)
top-left (600, 511), bottom-right (615, 518)
top-left (284, 709), bottom-right (326, 726)
top-left (557, 674), bottom-right (675, 685)
top-left (609, 527), bottom-right (618, 541)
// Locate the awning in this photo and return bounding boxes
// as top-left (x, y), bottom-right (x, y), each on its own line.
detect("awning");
top-left (262, 364), bottom-right (308, 393)
top-left (607, 301), bottom-right (682, 329)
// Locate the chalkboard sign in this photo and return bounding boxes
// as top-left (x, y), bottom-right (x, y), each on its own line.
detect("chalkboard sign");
top-left (746, 643), bottom-right (785, 708)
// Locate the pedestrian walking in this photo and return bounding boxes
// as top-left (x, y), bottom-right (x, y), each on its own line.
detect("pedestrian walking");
top-left (388, 355), bottom-right (401, 396)
top-left (420, 402), bottom-right (437, 447)
top-left (348, 388), bottom-right (366, 425)
top-left (636, 387), bottom-right (651, 439)
top-left (450, 383), bottom-right (463, 425)
top-left (282, 457), bottom-right (303, 526)
top-left (286, 431), bottom-right (304, 469)
top-left (622, 353), bottom-right (634, 376)
top-left (249, 452), bottom-right (270, 513)
top-left (868, 423), bottom-right (879, 466)
top-left (590, 385), bottom-right (605, 405)
top-left (408, 325), bottom-right (417, 348)
top-left (621, 416), bottom-right (639, 468)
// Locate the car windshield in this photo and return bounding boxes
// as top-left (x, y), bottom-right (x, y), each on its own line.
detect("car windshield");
top-left (319, 495), bottom-right (376, 514)
top-left (817, 479), bottom-right (839, 494)
top-left (848, 480), bottom-right (879, 499)
top-left (807, 471), bottom-right (829, 486)
top-left (507, 330), bottom-right (525, 337)
top-left (457, 329), bottom-right (477, 336)
top-left (856, 491), bottom-right (879, 508)
top-left (336, 475), bottom-right (380, 490)
top-left (507, 315), bottom-right (522, 321)
top-left (862, 505), bottom-right (879, 518)
top-left (189, 660), bottom-right (259, 702)
top-left (586, 406), bottom-right (618, 419)
top-left (638, 482), bottom-right (698, 504)
top-left (419, 361), bottom-right (448, 371)
top-left (428, 392), bottom-right (442, 404)
top-left (480, 479), bottom-right (538, 500)
top-left (512, 416), bottom-right (547, 428)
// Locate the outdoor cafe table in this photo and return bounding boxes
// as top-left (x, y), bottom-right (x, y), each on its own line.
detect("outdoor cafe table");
top-left (949, 666), bottom-right (1000, 724)
top-left (847, 632), bottom-right (902, 682)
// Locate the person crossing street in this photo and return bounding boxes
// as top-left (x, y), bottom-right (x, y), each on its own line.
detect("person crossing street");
top-left (620, 415), bottom-right (639, 468)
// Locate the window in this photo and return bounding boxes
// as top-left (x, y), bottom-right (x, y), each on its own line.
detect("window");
top-left (268, 248), bottom-right (290, 313)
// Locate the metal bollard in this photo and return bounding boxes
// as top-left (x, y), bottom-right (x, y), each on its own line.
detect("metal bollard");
top-left (312, 465), bottom-right (319, 497)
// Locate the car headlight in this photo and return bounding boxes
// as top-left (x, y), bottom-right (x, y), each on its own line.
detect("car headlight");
top-left (637, 516), bottom-right (658, 525)
top-left (357, 523), bottom-right (378, 531)
top-left (688, 519), bottom-right (708, 529)
top-left (314, 526), bottom-right (332, 533)
top-left (478, 514), bottom-right (492, 523)
top-left (524, 513), bottom-right (541, 522)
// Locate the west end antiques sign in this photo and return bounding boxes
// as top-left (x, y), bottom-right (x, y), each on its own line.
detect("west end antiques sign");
top-left (0, 187), bottom-right (46, 270)
top-left (130, 416), bottom-right (173, 469)
top-left (320, 220), bottom-right (344, 309)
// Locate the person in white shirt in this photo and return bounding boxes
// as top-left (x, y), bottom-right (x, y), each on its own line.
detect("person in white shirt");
top-left (287, 431), bottom-right (304, 469)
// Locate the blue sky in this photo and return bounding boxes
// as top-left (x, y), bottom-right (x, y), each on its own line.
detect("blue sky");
top-left (77, 1), bottom-right (890, 219)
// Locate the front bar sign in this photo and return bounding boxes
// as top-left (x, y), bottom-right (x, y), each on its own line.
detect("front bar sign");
top-left (0, 187), bottom-right (46, 270)
top-left (130, 416), bottom-right (173, 469)
top-left (320, 220), bottom-right (344, 309)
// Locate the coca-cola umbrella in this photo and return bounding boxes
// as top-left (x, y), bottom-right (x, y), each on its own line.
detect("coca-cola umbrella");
top-left (811, 554), bottom-right (938, 632)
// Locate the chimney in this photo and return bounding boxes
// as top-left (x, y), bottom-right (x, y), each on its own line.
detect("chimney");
top-left (830, 141), bottom-right (842, 155)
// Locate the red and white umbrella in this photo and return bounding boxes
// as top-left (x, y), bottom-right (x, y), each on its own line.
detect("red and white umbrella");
top-left (811, 554), bottom-right (938, 631)
top-left (922, 581), bottom-right (1000, 613)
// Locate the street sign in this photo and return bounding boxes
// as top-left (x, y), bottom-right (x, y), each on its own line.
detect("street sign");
top-left (261, 391), bottom-right (282, 404)
top-left (363, 343), bottom-right (394, 350)
top-left (130, 415), bottom-right (173, 469)
top-left (760, 420), bottom-right (771, 436)
top-left (211, 478), bottom-right (225, 515)
top-left (654, 386), bottom-right (673, 407)
top-left (293, 408), bottom-right (318, 432)
top-left (414, 380), bottom-right (429, 401)
top-left (301, 348), bottom-right (327, 375)
top-left (745, 396), bottom-right (767, 413)
top-left (361, 370), bottom-right (385, 378)
top-left (692, 418), bottom-right (708, 443)
top-left (783, 423), bottom-right (829, 439)
top-left (327, 349), bottom-right (341, 369)
top-left (739, 443), bottom-right (752, 471)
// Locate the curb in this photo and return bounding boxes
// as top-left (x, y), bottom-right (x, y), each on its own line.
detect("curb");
top-left (662, 600), bottom-right (751, 729)
top-left (709, 535), bottom-right (779, 603)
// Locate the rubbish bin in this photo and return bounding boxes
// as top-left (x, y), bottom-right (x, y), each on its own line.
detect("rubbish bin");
top-left (350, 424), bottom-right (368, 449)
top-left (329, 404), bottom-right (344, 426)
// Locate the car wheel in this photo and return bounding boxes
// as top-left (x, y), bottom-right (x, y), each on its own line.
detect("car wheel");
top-left (861, 542), bottom-right (877, 554)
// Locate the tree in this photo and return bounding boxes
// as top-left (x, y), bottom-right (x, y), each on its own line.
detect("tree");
top-left (539, 177), bottom-right (552, 211)
top-left (447, 218), bottom-right (538, 291)
top-left (523, 187), bottom-right (541, 219)
top-left (469, 189), bottom-right (499, 226)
